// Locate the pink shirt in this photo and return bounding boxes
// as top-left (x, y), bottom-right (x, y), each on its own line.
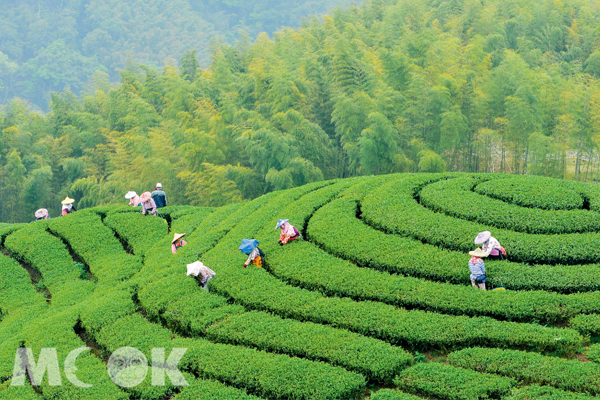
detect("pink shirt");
top-left (172, 240), bottom-right (187, 254)
top-left (482, 236), bottom-right (502, 256)
top-left (280, 222), bottom-right (296, 237)
top-left (142, 199), bottom-right (156, 215)
top-left (128, 195), bottom-right (140, 206)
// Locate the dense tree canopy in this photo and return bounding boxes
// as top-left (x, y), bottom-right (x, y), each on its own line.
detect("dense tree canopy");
top-left (0, 0), bottom-right (354, 109)
top-left (2, 0), bottom-right (600, 222)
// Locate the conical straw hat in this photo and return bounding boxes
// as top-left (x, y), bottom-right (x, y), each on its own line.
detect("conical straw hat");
top-left (172, 233), bottom-right (186, 243)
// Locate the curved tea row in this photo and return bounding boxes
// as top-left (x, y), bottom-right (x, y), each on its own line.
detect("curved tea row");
top-left (0, 173), bottom-right (598, 400)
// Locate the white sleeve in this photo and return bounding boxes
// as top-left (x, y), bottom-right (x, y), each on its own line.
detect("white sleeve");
top-left (482, 238), bottom-right (500, 256)
top-left (491, 237), bottom-right (501, 249)
top-left (245, 248), bottom-right (258, 265)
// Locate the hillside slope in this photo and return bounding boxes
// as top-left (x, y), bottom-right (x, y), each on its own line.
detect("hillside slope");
top-left (1, 172), bottom-right (600, 399)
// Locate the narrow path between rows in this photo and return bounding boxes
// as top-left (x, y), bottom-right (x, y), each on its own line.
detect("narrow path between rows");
top-left (46, 228), bottom-right (97, 282)
top-left (0, 235), bottom-right (51, 303)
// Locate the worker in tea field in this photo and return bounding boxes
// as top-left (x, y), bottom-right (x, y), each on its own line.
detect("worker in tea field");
top-left (240, 239), bottom-right (265, 268)
top-left (468, 249), bottom-right (487, 290)
top-left (35, 208), bottom-right (49, 220)
top-left (151, 183), bottom-right (167, 208)
top-left (275, 219), bottom-right (301, 245)
top-left (186, 261), bottom-right (216, 291)
top-left (125, 191), bottom-right (141, 206)
top-left (474, 231), bottom-right (507, 260)
top-left (172, 233), bottom-right (187, 253)
top-left (61, 197), bottom-right (77, 215)
top-left (140, 192), bottom-right (157, 216)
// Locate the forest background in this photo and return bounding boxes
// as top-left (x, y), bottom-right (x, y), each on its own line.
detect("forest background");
top-left (2, 0), bottom-right (600, 222)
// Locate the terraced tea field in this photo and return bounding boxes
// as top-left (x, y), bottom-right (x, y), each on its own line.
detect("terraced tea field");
top-left (1, 173), bottom-right (600, 399)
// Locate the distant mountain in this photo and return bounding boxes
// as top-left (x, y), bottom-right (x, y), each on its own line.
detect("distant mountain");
top-left (0, 0), bottom-right (355, 110)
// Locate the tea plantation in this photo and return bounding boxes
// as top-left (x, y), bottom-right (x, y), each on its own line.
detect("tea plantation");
top-left (2, 172), bottom-right (600, 399)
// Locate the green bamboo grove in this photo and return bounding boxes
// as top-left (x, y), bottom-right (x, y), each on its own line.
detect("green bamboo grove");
top-left (1, 172), bottom-right (600, 399)
top-left (5, 0), bottom-right (600, 223)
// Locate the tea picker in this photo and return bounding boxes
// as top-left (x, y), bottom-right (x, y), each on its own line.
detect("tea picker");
top-left (125, 191), bottom-right (141, 206)
top-left (186, 261), bottom-right (215, 291)
top-left (61, 197), bottom-right (77, 216)
top-left (239, 239), bottom-right (265, 268)
top-left (275, 219), bottom-right (301, 245)
top-left (172, 233), bottom-right (187, 254)
top-left (474, 231), bottom-right (507, 260)
top-left (35, 209), bottom-right (49, 221)
top-left (468, 249), bottom-right (487, 290)
top-left (151, 183), bottom-right (167, 208)
top-left (139, 192), bottom-right (157, 216)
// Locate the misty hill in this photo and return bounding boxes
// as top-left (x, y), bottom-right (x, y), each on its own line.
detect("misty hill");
top-left (0, 0), bottom-right (354, 110)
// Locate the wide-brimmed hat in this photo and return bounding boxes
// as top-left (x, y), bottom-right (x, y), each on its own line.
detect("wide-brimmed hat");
top-left (139, 192), bottom-right (152, 202)
top-left (186, 261), bottom-right (204, 277)
top-left (239, 239), bottom-right (259, 254)
top-left (172, 233), bottom-right (186, 243)
top-left (35, 209), bottom-right (48, 218)
top-left (125, 191), bottom-right (137, 199)
top-left (61, 197), bottom-right (75, 205)
top-left (469, 248), bottom-right (487, 257)
top-left (275, 219), bottom-right (289, 229)
top-left (474, 231), bottom-right (491, 245)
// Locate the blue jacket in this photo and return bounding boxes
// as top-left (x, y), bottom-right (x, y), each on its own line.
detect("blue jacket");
top-left (468, 261), bottom-right (485, 281)
top-left (151, 189), bottom-right (167, 208)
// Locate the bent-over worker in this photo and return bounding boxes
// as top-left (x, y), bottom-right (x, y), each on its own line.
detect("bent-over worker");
top-left (474, 231), bottom-right (506, 260)
top-left (35, 209), bottom-right (49, 221)
top-left (186, 261), bottom-right (216, 291)
top-left (468, 249), bottom-right (487, 290)
top-left (140, 192), bottom-right (157, 216)
top-left (275, 219), bottom-right (300, 245)
top-left (125, 191), bottom-right (141, 206)
top-left (239, 239), bottom-right (264, 268)
top-left (172, 233), bottom-right (187, 254)
top-left (61, 197), bottom-right (77, 216)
